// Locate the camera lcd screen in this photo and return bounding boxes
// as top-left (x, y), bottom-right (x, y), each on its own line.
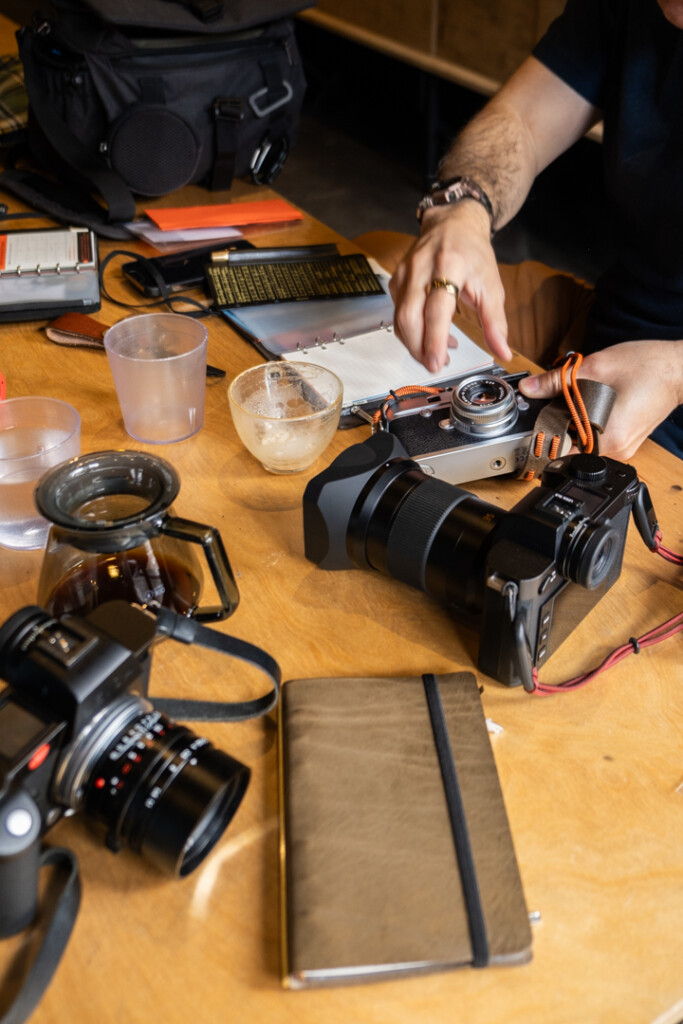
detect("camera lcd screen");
top-left (0, 702), bottom-right (46, 761)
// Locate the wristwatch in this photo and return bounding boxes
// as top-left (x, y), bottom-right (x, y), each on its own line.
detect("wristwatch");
top-left (416, 176), bottom-right (495, 235)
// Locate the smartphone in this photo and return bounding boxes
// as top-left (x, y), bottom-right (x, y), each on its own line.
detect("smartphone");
top-left (121, 240), bottom-right (255, 297)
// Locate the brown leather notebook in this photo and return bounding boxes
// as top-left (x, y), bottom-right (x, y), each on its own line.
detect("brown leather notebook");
top-left (278, 672), bottom-right (532, 988)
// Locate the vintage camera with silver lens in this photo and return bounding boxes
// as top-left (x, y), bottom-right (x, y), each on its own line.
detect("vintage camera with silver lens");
top-left (377, 369), bottom-right (570, 484)
top-left (0, 600), bottom-right (250, 939)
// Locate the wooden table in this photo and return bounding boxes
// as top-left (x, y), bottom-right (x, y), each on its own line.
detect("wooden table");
top-left (0, 165), bottom-right (681, 1024)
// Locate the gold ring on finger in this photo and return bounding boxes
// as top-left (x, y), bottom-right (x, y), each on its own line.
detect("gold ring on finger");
top-left (428, 277), bottom-right (459, 299)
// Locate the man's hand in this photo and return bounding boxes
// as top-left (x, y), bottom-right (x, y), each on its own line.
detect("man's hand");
top-left (388, 201), bottom-right (513, 372)
top-left (518, 339), bottom-right (683, 460)
top-left (386, 56), bottom-right (599, 375)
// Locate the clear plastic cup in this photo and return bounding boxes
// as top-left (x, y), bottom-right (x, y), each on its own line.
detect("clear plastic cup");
top-left (0, 396), bottom-right (81, 550)
top-left (228, 362), bottom-right (343, 474)
top-left (104, 313), bottom-right (208, 444)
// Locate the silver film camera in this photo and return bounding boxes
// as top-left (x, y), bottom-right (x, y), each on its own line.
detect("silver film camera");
top-left (376, 369), bottom-right (571, 485)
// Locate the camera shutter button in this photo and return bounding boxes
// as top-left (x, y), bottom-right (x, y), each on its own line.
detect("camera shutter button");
top-left (569, 454), bottom-right (607, 482)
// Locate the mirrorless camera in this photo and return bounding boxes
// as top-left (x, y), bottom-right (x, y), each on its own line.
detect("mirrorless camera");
top-left (0, 600), bottom-right (250, 938)
top-left (377, 368), bottom-right (570, 484)
top-left (303, 433), bottom-right (656, 690)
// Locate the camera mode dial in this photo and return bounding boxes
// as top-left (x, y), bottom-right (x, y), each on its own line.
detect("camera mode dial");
top-left (568, 453), bottom-right (607, 482)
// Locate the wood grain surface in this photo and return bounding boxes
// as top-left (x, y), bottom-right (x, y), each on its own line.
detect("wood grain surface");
top-left (0, 16), bottom-right (681, 1024)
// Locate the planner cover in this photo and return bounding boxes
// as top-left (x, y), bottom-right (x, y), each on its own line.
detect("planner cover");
top-left (0, 227), bottom-right (100, 321)
top-left (222, 264), bottom-right (494, 414)
top-left (278, 672), bottom-right (532, 988)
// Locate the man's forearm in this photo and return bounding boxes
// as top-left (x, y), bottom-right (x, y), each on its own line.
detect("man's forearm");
top-left (435, 100), bottom-right (537, 234)
top-left (433, 57), bottom-right (600, 235)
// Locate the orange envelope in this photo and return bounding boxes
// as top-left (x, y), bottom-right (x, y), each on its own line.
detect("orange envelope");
top-left (145, 199), bottom-right (304, 231)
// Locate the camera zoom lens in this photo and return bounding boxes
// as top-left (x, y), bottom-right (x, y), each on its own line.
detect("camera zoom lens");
top-left (357, 468), bottom-right (504, 617)
top-left (58, 698), bottom-right (249, 876)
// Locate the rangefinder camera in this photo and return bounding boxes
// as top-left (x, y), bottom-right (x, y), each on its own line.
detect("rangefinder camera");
top-left (0, 600), bottom-right (249, 939)
top-left (376, 369), bottom-right (570, 484)
top-left (303, 432), bottom-right (656, 690)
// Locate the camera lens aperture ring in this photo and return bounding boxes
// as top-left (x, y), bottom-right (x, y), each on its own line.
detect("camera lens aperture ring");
top-left (53, 693), bottom-right (152, 810)
top-left (450, 375), bottom-right (519, 437)
top-left (80, 707), bottom-right (249, 876)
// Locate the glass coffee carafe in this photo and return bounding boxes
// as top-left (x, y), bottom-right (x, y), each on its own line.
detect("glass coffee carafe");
top-left (35, 450), bottom-right (239, 621)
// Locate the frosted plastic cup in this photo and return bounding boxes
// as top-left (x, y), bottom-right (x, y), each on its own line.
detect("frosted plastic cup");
top-left (104, 313), bottom-right (208, 444)
top-left (0, 396), bottom-right (81, 550)
top-left (228, 362), bottom-right (343, 474)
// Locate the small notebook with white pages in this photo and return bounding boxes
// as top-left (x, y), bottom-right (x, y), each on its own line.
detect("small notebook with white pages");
top-left (221, 262), bottom-right (494, 417)
top-left (0, 226), bottom-right (100, 321)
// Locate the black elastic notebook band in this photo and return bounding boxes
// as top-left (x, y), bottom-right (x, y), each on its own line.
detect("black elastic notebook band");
top-left (422, 673), bottom-right (490, 967)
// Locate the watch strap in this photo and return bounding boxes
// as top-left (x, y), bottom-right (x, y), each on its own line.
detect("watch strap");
top-left (417, 176), bottom-right (495, 235)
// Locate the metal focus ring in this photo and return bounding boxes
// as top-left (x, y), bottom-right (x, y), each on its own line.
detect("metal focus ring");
top-left (449, 375), bottom-right (519, 436)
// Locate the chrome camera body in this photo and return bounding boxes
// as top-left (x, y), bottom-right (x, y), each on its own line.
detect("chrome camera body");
top-left (380, 369), bottom-right (570, 484)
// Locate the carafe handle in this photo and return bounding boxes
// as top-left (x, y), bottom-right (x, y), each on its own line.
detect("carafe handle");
top-left (161, 516), bottom-right (239, 621)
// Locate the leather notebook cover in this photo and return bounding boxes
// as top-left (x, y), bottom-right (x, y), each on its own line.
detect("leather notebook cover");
top-left (278, 672), bottom-right (532, 988)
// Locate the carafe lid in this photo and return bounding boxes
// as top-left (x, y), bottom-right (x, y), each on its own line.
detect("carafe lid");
top-left (34, 450), bottom-right (180, 549)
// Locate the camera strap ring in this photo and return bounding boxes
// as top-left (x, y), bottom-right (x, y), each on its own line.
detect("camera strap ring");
top-left (151, 608), bottom-right (281, 722)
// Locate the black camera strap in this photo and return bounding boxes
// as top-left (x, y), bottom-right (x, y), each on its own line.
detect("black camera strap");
top-left (151, 608), bottom-right (281, 721)
top-left (0, 610), bottom-right (280, 1024)
top-left (98, 249), bottom-right (215, 318)
top-left (0, 847), bottom-right (81, 1024)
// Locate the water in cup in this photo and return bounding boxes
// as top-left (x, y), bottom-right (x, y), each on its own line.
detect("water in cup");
top-left (0, 400), bottom-right (81, 550)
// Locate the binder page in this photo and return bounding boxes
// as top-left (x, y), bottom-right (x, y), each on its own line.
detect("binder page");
top-left (287, 323), bottom-right (494, 407)
top-left (0, 228), bottom-right (94, 274)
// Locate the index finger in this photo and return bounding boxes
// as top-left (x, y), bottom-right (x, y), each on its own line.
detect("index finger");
top-left (423, 286), bottom-right (459, 371)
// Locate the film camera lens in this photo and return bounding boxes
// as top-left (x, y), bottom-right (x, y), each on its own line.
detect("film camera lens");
top-left (54, 694), bottom-right (249, 877)
top-left (448, 375), bottom-right (519, 436)
top-left (0, 605), bottom-right (250, 877)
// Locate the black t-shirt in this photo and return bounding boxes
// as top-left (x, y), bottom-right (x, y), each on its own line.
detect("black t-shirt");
top-left (533, 0), bottom-right (683, 352)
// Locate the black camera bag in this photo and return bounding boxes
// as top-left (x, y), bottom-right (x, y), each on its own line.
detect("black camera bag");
top-left (1, 0), bottom-right (311, 237)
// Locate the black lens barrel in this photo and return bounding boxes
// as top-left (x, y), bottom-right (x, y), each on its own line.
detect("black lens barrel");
top-left (355, 467), bottom-right (503, 617)
top-left (82, 710), bottom-right (249, 876)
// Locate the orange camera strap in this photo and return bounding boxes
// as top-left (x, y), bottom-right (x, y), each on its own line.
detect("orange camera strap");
top-left (518, 352), bottom-right (617, 480)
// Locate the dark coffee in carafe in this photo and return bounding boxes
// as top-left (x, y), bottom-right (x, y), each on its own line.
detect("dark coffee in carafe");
top-left (35, 450), bottom-right (239, 622)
